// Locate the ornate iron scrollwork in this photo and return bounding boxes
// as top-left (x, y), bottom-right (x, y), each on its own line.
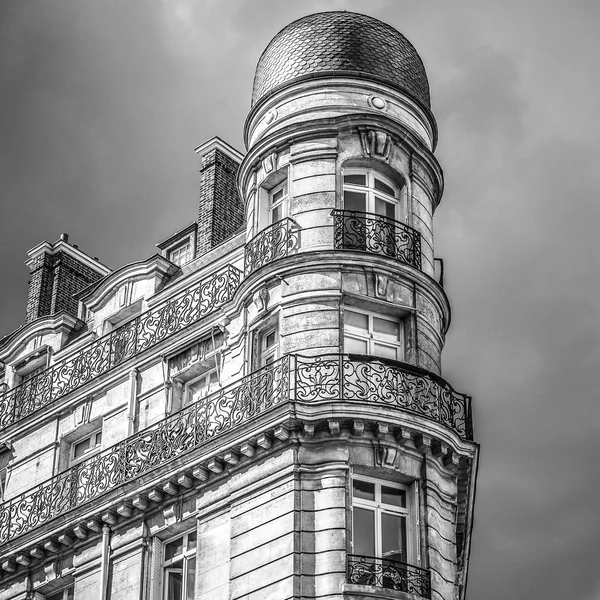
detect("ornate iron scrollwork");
top-left (0, 265), bottom-right (242, 429)
top-left (295, 354), bottom-right (472, 439)
top-left (0, 355), bottom-right (290, 544)
top-left (347, 554), bottom-right (431, 598)
top-left (332, 209), bottom-right (421, 270)
top-left (244, 218), bottom-right (300, 276)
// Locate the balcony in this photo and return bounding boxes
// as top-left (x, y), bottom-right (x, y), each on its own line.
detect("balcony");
top-left (332, 210), bottom-right (422, 270)
top-left (0, 264), bottom-right (242, 429)
top-left (0, 354), bottom-right (471, 546)
top-left (347, 554), bottom-right (431, 598)
top-left (244, 218), bottom-right (300, 276)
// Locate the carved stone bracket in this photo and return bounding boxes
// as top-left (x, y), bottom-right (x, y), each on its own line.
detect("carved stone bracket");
top-left (359, 128), bottom-right (392, 161)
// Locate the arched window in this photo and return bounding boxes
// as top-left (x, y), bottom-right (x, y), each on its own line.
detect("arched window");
top-left (343, 169), bottom-right (402, 222)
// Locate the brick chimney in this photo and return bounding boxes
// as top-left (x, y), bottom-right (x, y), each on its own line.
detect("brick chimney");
top-left (25, 234), bottom-right (111, 323)
top-left (194, 137), bottom-right (245, 257)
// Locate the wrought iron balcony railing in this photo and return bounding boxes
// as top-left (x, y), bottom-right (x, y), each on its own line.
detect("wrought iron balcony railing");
top-left (0, 265), bottom-right (242, 429)
top-left (347, 554), bottom-right (431, 598)
top-left (295, 354), bottom-right (472, 440)
top-left (332, 209), bottom-right (422, 270)
top-left (244, 218), bottom-right (300, 276)
top-left (0, 354), bottom-right (471, 546)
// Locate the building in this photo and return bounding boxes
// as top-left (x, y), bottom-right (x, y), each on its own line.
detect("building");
top-left (0, 11), bottom-right (478, 600)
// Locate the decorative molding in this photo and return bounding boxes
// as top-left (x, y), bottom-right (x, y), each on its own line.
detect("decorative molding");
top-left (359, 128), bottom-right (392, 161)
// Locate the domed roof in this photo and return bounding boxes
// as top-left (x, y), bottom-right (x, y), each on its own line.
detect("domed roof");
top-left (251, 11), bottom-right (430, 109)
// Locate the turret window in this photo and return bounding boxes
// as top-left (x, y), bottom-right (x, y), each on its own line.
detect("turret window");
top-left (343, 169), bottom-right (401, 221)
top-left (344, 309), bottom-right (403, 361)
top-left (269, 182), bottom-right (287, 224)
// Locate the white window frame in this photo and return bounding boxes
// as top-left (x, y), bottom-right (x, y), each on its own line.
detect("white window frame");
top-left (162, 529), bottom-right (197, 600)
top-left (71, 429), bottom-right (102, 463)
top-left (344, 308), bottom-right (404, 361)
top-left (259, 325), bottom-right (279, 367)
top-left (343, 169), bottom-right (402, 220)
top-left (185, 368), bottom-right (220, 403)
top-left (268, 181), bottom-right (288, 225)
top-left (169, 240), bottom-right (193, 266)
top-left (351, 475), bottom-right (414, 564)
top-left (45, 584), bottom-right (74, 600)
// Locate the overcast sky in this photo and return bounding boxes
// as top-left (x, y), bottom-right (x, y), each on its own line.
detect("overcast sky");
top-left (1, 1), bottom-right (599, 598)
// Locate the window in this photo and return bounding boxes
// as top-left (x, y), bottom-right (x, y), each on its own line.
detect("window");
top-left (187, 369), bottom-right (220, 403)
top-left (20, 364), bottom-right (45, 383)
top-left (163, 530), bottom-right (197, 600)
top-left (344, 309), bottom-right (403, 361)
top-left (269, 182), bottom-right (287, 224)
top-left (71, 430), bottom-right (102, 462)
top-left (259, 326), bottom-right (279, 367)
top-left (343, 169), bottom-right (401, 221)
top-left (46, 586), bottom-right (74, 600)
top-left (169, 241), bottom-right (192, 266)
top-left (352, 476), bottom-right (412, 564)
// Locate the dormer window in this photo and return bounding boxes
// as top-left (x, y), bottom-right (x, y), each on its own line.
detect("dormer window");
top-left (169, 241), bottom-right (192, 266)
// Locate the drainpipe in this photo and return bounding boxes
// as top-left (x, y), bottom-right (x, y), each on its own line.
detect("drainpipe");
top-left (127, 368), bottom-right (138, 436)
top-left (100, 524), bottom-right (111, 600)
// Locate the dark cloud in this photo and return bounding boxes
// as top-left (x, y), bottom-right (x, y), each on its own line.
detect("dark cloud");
top-left (1, 1), bottom-right (599, 599)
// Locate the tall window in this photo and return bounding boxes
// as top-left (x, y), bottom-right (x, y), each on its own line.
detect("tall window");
top-left (343, 169), bottom-right (401, 221)
top-left (187, 369), bottom-right (220, 403)
top-left (352, 476), bottom-right (411, 564)
top-left (269, 182), bottom-right (287, 224)
top-left (163, 530), bottom-right (197, 600)
top-left (169, 241), bottom-right (192, 266)
top-left (344, 309), bottom-right (403, 361)
top-left (46, 586), bottom-right (74, 600)
top-left (259, 326), bottom-right (279, 367)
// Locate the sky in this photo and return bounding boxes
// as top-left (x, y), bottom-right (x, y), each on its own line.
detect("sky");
top-left (0, 0), bottom-right (599, 598)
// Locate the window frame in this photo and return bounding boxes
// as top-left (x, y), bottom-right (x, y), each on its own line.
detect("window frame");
top-left (70, 428), bottom-right (103, 463)
top-left (45, 584), bottom-right (75, 600)
top-left (162, 529), bottom-right (197, 600)
top-left (169, 240), bottom-right (193, 267)
top-left (351, 475), bottom-right (414, 565)
top-left (342, 168), bottom-right (403, 221)
top-left (268, 181), bottom-right (288, 225)
top-left (343, 308), bottom-right (404, 362)
top-left (185, 368), bottom-right (220, 403)
top-left (258, 324), bottom-right (279, 368)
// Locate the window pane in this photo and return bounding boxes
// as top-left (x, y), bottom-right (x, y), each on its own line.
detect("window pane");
top-left (187, 531), bottom-right (197, 550)
top-left (272, 188), bottom-right (284, 203)
top-left (353, 506), bottom-right (375, 556)
top-left (381, 512), bottom-right (407, 564)
top-left (353, 479), bottom-right (375, 501)
top-left (165, 537), bottom-right (184, 561)
top-left (344, 190), bottom-right (367, 212)
top-left (373, 317), bottom-right (399, 339)
top-left (374, 177), bottom-right (396, 197)
top-left (186, 557), bottom-right (196, 600)
top-left (73, 437), bottom-right (91, 458)
top-left (345, 335), bottom-right (368, 355)
top-left (265, 331), bottom-right (276, 348)
top-left (166, 570), bottom-right (183, 600)
top-left (373, 342), bottom-right (398, 361)
top-left (375, 196), bottom-right (396, 220)
top-left (271, 203), bottom-right (282, 223)
top-left (65, 586), bottom-right (74, 600)
top-left (345, 310), bottom-right (369, 331)
top-left (344, 173), bottom-right (366, 186)
top-left (95, 431), bottom-right (102, 446)
top-left (381, 486), bottom-right (406, 508)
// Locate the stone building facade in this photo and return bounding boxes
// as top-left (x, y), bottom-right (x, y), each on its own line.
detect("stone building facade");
top-left (0, 11), bottom-right (478, 600)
